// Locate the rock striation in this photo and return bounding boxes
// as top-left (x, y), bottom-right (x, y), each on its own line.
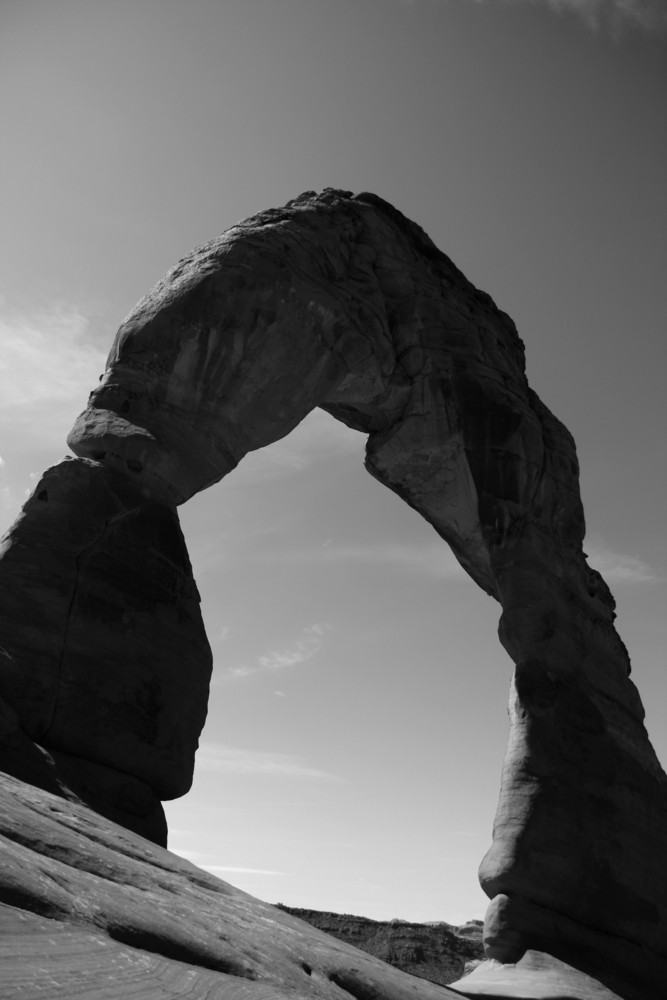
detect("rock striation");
top-left (0, 770), bottom-right (464, 1000)
top-left (0, 188), bottom-right (665, 998)
top-left (0, 766), bottom-right (625, 999)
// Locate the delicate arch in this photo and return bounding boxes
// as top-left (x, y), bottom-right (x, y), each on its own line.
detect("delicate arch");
top-left (0, 190), bottom-right (664, 997)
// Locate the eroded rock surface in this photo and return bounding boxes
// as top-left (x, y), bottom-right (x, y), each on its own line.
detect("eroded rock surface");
top-left (0, 771), bottom-right (461, 1000)
top-left (449, 949), bottom-right (624, 999)
top-left (0, 457), bottom-right (211, 834)
top-left (0, 189), bottom-right (665, 998)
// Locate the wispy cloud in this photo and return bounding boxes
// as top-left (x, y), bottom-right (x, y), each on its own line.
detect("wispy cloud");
top-left (258, 623), bottom-right (327, 671)
top-left (195, 742), bottom-right (338, 780)
top-left (224, 624), bottom-right (329, 679)
top-left (0, 302), bottom-right (106, 443)
top-left (586, 545), bottom-right (660, 584)
top-left (402, 0), bottom-right (667, 35)
top-left (203, 865), bottom-right (288, 877)
top-left (534, 0), bottom-right (667, 34)
top-left (166, 847), bottom-right (289, 878)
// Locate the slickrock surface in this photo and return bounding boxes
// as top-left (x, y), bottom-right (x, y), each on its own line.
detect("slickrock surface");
top-left (0, 770), bottom-right (625, 1000)
top-left (275, 907), bottom-right (484, 986)
top-left (448, 951), bottom-right (624, 999)
top-left (0, 189), bottom-right (665, 998)
top-left (0, 771), bottom-right (461, 1000)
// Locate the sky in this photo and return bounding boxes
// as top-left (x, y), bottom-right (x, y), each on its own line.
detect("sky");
top-left (0, 0), bottom-right (665, 925)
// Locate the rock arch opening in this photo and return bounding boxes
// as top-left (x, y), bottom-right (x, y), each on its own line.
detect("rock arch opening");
top-left (0, 189), bottom-right (665, 997)
top-left (171, 402), bottom-right (511, 924)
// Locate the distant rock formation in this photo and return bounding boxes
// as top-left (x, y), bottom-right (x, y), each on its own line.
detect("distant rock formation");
top-left (0, 189), bottom-right (665, 998)
top-left (275, 906), bottom-right (484, 986)
top-left (277, 906), bottom-right (623, 999)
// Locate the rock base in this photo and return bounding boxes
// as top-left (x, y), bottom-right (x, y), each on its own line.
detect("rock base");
top-left (0, 694), bottom-right (166, 844)
top-left (449, 951), bottom-right (623, 999)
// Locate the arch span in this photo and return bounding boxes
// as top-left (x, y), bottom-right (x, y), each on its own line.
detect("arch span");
top-left (0, 190), bottom-right (664, 997)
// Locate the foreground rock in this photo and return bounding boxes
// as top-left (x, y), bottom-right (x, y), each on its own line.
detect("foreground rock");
top-left (0, 189), bottom-right (665, 997)
top-left (0, 770), bottom-right (626, 1000)
top-left (0, 771), bottom-right (463, 1000)
top-left (449, 952), bottom-right (624, 999)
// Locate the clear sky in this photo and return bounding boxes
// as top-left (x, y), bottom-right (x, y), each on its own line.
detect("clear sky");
top-left (1, 0), bottom-right (665, 924)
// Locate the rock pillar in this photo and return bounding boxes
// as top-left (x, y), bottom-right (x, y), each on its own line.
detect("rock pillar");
top-left (0, 458), bottom-right (212, 842)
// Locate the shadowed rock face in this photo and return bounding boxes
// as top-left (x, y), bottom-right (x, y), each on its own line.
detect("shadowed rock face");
top-left (0, 189), bottom-right (665, 999)
top-left (0, 458), bottom-right (211, 811)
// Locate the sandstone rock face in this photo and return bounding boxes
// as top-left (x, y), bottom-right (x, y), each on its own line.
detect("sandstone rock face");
top-left (0, 771), bottom-right (462, 1000)
top-left (0, 458), bottom-right (211, 811)
top-left (448, 948), bottom-right (625, 999)
top-left (0, 189), bottom-right (665, 998)
top-left (0, 692), bottom-right (167, 844)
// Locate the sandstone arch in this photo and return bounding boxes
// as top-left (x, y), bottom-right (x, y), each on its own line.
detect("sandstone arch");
top-left (0, 189), bottom-right (665, 998)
